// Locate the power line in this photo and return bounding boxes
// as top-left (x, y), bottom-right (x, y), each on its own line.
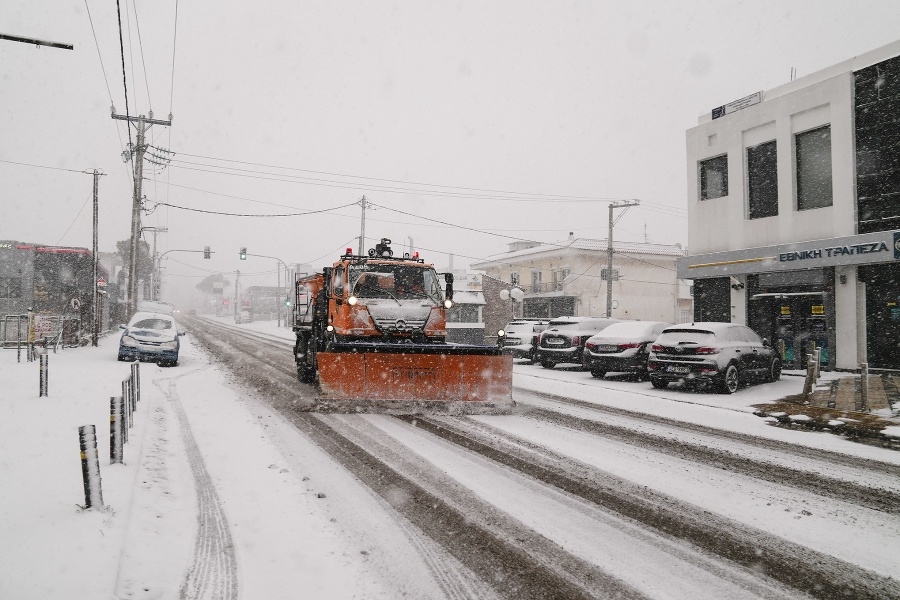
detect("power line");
top-left (146, 199), bottom-right (359, 218)
top-left (131, 0), bottom-right (153, 112)
top-left (173, 151), bottom-right (633, 203)
top-left (115, 0), bottom-right (133, 152)
top-left (0, 158), bottom-right (92, 174)
top-left (54, 191), bottom-right (93, 245)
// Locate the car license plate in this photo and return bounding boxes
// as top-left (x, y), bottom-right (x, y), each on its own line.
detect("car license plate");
top-left (667, 365), bottom-right (690, 374)
top-left (598, 344), bottom-right (618, 352)
top-left (547, 339), bottom-right (565, 346)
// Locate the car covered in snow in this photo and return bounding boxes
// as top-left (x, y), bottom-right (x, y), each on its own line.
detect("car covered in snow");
top-left (117, 311), bottom-right (185, 366)
top-left (582, 320), bottom-right (671, 379)
top-left (499, 319), bottom-right (549, 362)
top-left (536, 317), bottom-right (621, 369)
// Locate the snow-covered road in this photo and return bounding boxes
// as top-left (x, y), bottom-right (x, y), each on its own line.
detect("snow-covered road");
top-left (2, 317), bottom-right (899, 599)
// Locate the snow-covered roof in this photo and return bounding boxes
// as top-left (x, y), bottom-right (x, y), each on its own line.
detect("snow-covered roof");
top-left (472, 238), bottom-right (685, 267)
top-left (451, 290), bottom-right (486, 305)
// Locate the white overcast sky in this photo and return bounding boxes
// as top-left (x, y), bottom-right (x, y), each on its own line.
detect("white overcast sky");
top-left (3, 1), bottom-right (900, 302)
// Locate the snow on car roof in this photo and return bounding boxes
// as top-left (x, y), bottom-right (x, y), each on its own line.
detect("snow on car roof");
top-left (592, 321), bottom-right (669, 338)
top-left (128, 311), bottom-right (176, 326)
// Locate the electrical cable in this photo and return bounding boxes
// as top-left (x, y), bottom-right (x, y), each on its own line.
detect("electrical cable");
top-left (115, 0), bottom-right (133, 152)
top-left (54, 191), bottom-right (93, 245)
top-left (131, 0), bottom-right (153, 112)
top-left (172, 151), bottom-right (633, 203)
top-left (146, 199), bottom-right (359, 218)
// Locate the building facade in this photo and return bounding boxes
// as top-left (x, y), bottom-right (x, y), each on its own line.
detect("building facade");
top-left (472, 236), bottom-right (691, 323)
top-left (680, 40), bottom-right (900, 371)
top-left (0, 241), bottom-right (112, 344)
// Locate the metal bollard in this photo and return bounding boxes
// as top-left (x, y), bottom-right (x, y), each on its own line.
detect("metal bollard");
top-left (39, 353), bottom-right (48, 397)
top-left (78, 425), bottom-right (104, 509)
top-left (131, 362), bottom-right (140, 403)
top-left (801, 354), bottom-right (816, 400)
top-left (109, 397), bottom-right (123, 464)
top-left (121, 379), bottom-right (130, 443)
top-left (859, 363), bottom-right (869, 413)
top-left (814, 348), bottom-right (821, 380)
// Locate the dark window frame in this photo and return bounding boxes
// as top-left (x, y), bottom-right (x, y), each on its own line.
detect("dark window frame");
top-left (699, 154), bottom-right (729, 200)
top-left (747, 140), bottom-right (779, 219)
top-left (796, 124), bottom-right (833, 211)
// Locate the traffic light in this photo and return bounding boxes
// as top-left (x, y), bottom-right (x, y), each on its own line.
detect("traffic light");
top-left (239, 247), bottom-right (247, 260)
top-left (204, 246), bottom-right (211, 259)
top-left (284, 297), bottom-right (291, 307)
top-left (223, 299), bottom-right (230, 306)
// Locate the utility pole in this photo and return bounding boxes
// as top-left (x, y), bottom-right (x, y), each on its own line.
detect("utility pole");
top-left (112, 110), bottom-right (172, 316)
top-left (234, 270), bottom-right (240, 321)
top-left (89, 169), bottom-right (105, 347)
top-left (358, 195), bottom-right (367, 255)
top-left (606, 199), bottom-right (640, 317)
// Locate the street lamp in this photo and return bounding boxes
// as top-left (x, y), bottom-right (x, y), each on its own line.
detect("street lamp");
top-left (140, 226), bottom-right (168, 301)
top-left (242, 252), bottom-right (289, 327)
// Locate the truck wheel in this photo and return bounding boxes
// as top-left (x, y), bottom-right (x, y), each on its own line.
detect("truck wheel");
top-left (650, 377), bottom-right (668, 389)
top-left (298, 364), bottom-right (316, 384)
top-left (719, 364), bottom-right (739, 394)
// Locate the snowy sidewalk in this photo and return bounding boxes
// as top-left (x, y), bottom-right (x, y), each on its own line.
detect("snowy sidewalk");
top-left (0, 331), bottom-right (448, 600)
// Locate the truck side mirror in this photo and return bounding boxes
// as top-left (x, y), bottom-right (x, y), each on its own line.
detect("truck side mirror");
top-left (444, 272), bottom-right (454, 301)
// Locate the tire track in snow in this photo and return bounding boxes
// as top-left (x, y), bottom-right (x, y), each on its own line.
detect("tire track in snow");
top-left (153, 371), bottom-right (238, 600)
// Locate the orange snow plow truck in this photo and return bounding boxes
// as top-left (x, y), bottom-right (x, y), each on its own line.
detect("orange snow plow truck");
top-left (292, 238), bottom-right (513, 414)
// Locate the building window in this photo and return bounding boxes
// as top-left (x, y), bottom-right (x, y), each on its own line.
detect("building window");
top-left (531, 271), bottom-right (542, 293)
top-left (700, 155), bottom-right (728, 200)
top-left (796, 125), bottom-right (833, 210)
top-left (601, 267), bottom-right (619, 281)
top-left (447, 304), bottom-right (481, 323)
top-left (510, 272), bottom-right (519, 286)
top-left (0, 276), bottom-right (23, 298)
top-left (551, 268), bottom-right (570, 291)
top-left (748, 140), bottom-right (778, 219)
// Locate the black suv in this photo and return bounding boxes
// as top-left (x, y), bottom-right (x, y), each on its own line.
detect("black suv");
top-left (647, 322), bottom-right (781, 394)
top-left (536, 317), bottom-right (621, 369)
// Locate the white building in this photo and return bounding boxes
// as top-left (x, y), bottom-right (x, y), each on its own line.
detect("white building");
top-left (679, 40), bottom-right (900, 371)
top-left (472, 235), bottom-right (691, 323)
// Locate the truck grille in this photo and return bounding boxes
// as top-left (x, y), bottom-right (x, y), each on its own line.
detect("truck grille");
top-left (372, 317), bottom-right (427, 333)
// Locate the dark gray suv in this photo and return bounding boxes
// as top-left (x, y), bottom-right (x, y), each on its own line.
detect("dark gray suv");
top-left (647, 322), bottom-right (781, 394)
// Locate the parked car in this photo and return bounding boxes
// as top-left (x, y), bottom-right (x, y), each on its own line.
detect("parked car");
top-left (499, 319), bottom-right (548, 363)
top-left (117, 311), bottom-right (185, 367)
top-left (647, 322), bottom-right (781, 394)
top-left (536, 317), bottom-right (621, 369)
top-left (582, 320), bottom-right (671, 379)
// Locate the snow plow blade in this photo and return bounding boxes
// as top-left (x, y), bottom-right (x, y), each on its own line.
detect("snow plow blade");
top-left (312, 344), bottom-right (514, 415)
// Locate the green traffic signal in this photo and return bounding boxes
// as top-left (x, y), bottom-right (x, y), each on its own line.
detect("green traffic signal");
top-left (239, 247), bottom-right (247, 260)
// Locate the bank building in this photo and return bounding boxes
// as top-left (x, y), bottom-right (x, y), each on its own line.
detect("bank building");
top-left (680, 40), bottom-right (900, 371)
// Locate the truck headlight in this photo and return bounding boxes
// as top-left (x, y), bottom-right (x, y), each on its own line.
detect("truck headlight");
top-left (348, 295), bottom-right (358, 306)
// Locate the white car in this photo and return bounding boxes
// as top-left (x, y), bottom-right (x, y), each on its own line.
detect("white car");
top-left (117, 311), bottom-right (185, 366)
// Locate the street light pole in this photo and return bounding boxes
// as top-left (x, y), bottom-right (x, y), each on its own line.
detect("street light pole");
top-left (605, 199), bottom-right (640, 317)
top-left (141, 226), bottom-right (167, 301)
top-left (244, 252), bottom-right (289, 327)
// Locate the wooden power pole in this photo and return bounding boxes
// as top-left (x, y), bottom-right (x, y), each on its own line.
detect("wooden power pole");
top-left (111, 111), bottom-right (172, 316)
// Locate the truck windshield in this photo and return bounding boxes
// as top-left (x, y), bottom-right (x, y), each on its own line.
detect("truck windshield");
top-left (349, 264), bottom-right (442, 302)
